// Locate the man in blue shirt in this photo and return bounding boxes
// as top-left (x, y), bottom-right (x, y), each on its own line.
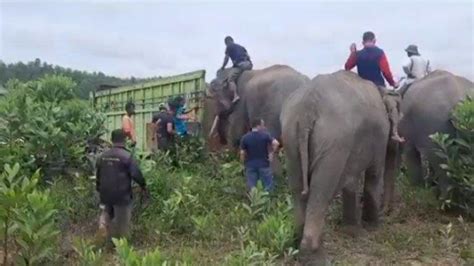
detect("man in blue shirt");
top-left (220, 36), bottom-right (253, 103)
top-left (170, 96), bottom-right (198, 137)
top-left (240, 118), bottom-right (280, 192)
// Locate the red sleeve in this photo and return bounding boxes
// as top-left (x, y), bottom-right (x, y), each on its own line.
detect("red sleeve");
top-left (344, 52), bottom-right (357, 70)
top-left (379, 53), bottom-right (395, 86)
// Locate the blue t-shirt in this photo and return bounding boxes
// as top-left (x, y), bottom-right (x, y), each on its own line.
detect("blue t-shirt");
top-left (174, 106), bottom-right (187, 136)
top-left (226, 43), bottom-right (249, 66)
top-left (240, 130), bottom-right (273, 168)
top-left (356, 46), bottom-right (386, 87)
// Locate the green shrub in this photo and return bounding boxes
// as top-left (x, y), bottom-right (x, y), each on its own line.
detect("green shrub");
top-left (0, 75), bottom-right (106, 179)
top-left (113, 238), bottom-right (168, 266)
top-left (0, 164), bottom-right (59, 265)
top-left (72, 238), bottom-right (104, 266)
top-left (431, 97), bottom-right (474, 216)
top-left (191, 212), bottom-right (218, 240)
top-left (225, 240), bottom-right (277, 266)
top-left (13, 190), bottom-right (59, 265)
top-left (242, 186), bottom-right (271, 220)
top-left (49, 176), bottom-right (97, 224)
top-left (253, 198), bottom-right (295, 254)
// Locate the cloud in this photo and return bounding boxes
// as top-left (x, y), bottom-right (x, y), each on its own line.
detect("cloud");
top-left (0, 1), bottom-right (472, 81)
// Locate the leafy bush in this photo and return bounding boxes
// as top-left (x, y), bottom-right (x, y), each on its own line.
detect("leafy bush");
top-left (113, 238), bottom-right (168, 266)
top-left (49, 176), bottom-right (97, 224)
top-left (0, 75), bottom-right (107, 179)
top-left (431, 97), bottom-right (474, 216)
top-left (253, 198), bottom-right (295, 254)
top-left (72, 238), bottom-right (104, 266)
top-left (225, 240), bottom-right (277, 266)
top-left (0, 164), bottom-right (59, 265)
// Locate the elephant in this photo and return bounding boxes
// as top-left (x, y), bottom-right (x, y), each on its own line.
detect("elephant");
top-left (281, 70), bottom-right (390, 262)
top-left (384, 70), bottom-right (473, 210)
top-left (208, 64), bottom-right (309, 151)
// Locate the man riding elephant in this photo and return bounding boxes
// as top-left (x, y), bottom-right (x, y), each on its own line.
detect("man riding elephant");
top-left (220, 36), bottom-right (253, 103)
top-left (383, 70), bottom-right (473, 211)
top-left (208, 65), bottom-right (309, 176)
top-left (398, 44), bottom-right (432, 96)
top-left (345, 31), bottom-right (405, 143)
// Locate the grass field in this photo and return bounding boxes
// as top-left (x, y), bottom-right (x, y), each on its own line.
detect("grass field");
top-left (52, 148), bottom-right (473, 265)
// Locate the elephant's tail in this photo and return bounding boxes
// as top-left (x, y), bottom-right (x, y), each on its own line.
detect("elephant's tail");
top-left (297, 121), bottom-right (310, 197)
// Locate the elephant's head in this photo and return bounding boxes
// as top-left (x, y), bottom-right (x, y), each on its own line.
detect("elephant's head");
top-left (208, 69), bottom-right (237, 145)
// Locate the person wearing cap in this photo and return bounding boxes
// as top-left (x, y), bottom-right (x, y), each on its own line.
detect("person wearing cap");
top-left (399, 45), bottom-right (431, 95)
top-left (96, 129), bottom-right (147, 242)
top-left (345, 31), bottom-right (405, 143)
top-left (152, 104), bottom-right (175, 151)
top-left (220, 36), bottom-right (253, 103)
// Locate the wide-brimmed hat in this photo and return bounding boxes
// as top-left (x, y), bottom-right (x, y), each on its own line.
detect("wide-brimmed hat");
top-left (405, 44), bottom-right (420, 55)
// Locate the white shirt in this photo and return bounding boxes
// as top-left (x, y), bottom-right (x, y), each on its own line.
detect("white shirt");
top-left (402, 55), bottom-right (431, 83)
top-left (403, 55), bottom-right (431, 82)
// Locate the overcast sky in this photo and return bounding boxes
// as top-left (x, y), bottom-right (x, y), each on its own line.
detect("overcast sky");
top-left (1, 0), bottom-right (472, 81)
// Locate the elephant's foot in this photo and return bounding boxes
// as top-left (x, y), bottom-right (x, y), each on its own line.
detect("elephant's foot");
top-left (362, 219), bottom-right (382, 232)
top-left (340, 225), bottom-right (366, 238)
top-left (298, 248), bottom-right (329, 266)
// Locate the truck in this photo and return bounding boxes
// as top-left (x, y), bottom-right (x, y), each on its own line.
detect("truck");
top-left (91, 70), bottom-right (208, 151)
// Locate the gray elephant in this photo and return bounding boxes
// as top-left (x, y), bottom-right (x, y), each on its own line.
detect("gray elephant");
top-left (384, 70), bottom-right (473, 210)
top-left (281, 70), bottom-right (390, 263)
top-left (208, 64), bottom-right (309, 150)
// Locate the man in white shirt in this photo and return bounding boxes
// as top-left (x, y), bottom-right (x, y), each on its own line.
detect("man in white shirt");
top-left (399, 45), bottom-right (431, 95)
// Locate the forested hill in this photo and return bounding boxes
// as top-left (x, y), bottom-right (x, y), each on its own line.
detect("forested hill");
top-left (0, 59), bottom-right (158, 99)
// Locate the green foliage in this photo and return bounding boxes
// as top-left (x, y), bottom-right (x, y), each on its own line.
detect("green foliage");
top-left (431, 97), bottom-right (474, 217)
top-left (13, 191), bottom-right (59, 265)
top-left (225, 240), bottom-right (277, 266)
top-left (0, 75), bottom-right (107, 179)
top-left (242, 186), bottom-right (271, 219)
top-left (191, 212), bottom-right (218, 240)
top-left (113, 238), bottom-right (168, 266)
top-left (0, 164), bottom-right (59, 265)
top-left (49, 176), bottom-right (97, 224)
top-left (72, 238), bottom-right (104, 266)
top-left (253, 197), bottom-right (295, 254)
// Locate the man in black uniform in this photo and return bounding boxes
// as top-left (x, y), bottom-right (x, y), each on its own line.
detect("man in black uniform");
top-left (96, 129), bottom-right (147, 241)
top-left (152, 104), bottom-right (175, 151)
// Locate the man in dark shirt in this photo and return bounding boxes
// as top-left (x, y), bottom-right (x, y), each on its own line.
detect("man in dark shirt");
top-left (344, 31), bottom-right (398, 89)
top-left (220, 36), bottom-right (253, 103)
top-left (152, 104), bottom-right (175, 151)
top-left (240, 118), bottom-right (280, 192)
top-left (344, 31), bottom-right (404, 143)
top-left (96, 129), bottom-right (147, 241)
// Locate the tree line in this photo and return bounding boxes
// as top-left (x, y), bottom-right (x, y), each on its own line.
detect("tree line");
top-left (0, 59), bottom-right (158, 99)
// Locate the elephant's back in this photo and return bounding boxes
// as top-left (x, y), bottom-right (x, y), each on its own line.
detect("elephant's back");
top-left (400, 70), bottom-right (472, 147)
top-left (403, 70), bottom-right (470, 113)
top-left (243, 65), bottom-right (308, 92)
top-left (312, 70), bottom-right (386, 115)
top-left (283, 70), bottom-right (388, 139)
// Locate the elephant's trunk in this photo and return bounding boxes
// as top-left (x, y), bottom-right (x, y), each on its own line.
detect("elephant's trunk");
top-left (298, 122), bottom-right (310, 196)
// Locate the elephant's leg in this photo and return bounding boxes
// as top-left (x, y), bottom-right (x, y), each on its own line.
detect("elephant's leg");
top-left (300, 151), bottom-right (347, 257)
top-left (342, 176), bottom-right (360, 226)
top-left (341, 175), bottom-right (365, 238)
top-left (404, 143), bottom-right (424, 186)
top-left (362, 163), bottom-right (384, 227)
top-left (293, 193), bottom-right (307, 247)
top-left (383, 141), bottom-right (400, 214)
